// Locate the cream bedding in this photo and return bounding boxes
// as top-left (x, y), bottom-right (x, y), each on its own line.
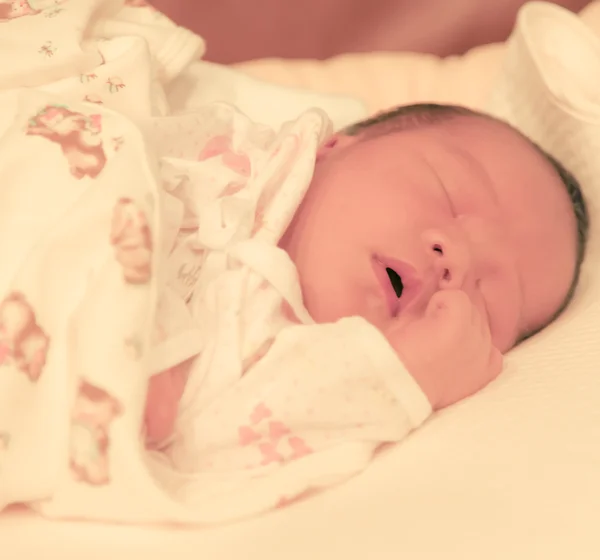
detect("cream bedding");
top-left (2, 2), bottom-right (600, 560)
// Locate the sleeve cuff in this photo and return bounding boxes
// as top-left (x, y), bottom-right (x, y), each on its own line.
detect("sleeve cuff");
top-left (343, 316), bottom-right (433, 427)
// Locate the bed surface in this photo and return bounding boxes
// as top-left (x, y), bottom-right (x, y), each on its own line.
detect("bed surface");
top-left (3, 414), bottom-right (598, 560)
top-left (3, 367), bottom-right (599, 560)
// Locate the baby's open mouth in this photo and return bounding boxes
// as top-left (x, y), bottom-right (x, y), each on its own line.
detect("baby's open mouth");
top-left (386, 267), bottom-right (404, 298)
top-left (373, 255), bottom-right (421, 317)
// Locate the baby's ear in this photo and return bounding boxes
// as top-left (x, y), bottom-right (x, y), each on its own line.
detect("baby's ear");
top-left (316, 133), bottom-right (358, 161)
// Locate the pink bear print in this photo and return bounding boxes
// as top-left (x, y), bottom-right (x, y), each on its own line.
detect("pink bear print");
top-left (198, 135), bottom-right (252, 178)
top-left (0, 0), bottom-right (40, 22)
top-left (26, 105), bottom-right (107, 180)
top-left (0, 292), bottom-right (50, 382)
top-left (238, 403), bottom-right (313, 467)
top-left (110, 198), bottom-right (153, 285)
top-left (70, 380), bottom-right (122, 486)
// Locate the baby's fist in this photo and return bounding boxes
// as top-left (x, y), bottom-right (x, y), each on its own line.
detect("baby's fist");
top-left (385, 290), bottom-right (503, 410)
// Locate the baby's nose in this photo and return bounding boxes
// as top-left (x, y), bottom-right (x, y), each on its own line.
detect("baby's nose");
top-left (428, 236), bottom-right (471, 291)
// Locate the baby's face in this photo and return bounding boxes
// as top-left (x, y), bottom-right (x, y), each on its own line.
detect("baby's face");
top-left (279, 117), bottom-right (578, 352)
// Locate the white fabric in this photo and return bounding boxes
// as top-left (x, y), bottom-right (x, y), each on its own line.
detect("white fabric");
top-left (3, 1), bottom-right (600, 559)
top-left (0, 0), bottom-right (429, 524)
top-left (168, 60), bottom-right (368, 130)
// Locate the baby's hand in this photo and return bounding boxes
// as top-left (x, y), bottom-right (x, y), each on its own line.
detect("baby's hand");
top-left (385, 290), bottom-right (503, 410)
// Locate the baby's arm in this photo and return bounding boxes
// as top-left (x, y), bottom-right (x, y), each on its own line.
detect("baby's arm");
top-left (142, 316), bottom-right (432, 455)
top-left (143, 290), bottom-right (502, 450)
top-left (144, 360), bottom-right (191, 447)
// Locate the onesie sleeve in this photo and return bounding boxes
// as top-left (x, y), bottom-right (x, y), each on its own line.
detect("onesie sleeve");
top-left (165, 316), bottom-right (432, 522)
top-left (330, 316), bottom-right (432, 427)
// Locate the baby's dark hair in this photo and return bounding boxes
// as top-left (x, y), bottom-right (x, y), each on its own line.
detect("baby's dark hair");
top-left (343, 103), bottom-right (589, 342)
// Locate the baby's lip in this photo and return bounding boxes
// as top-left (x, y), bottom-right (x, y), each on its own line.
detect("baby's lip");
top-left (372, 255), bottom-right (422, 317)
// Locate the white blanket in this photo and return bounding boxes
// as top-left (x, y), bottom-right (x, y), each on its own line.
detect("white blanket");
top-left (0, 0), bottom-right (430, 524)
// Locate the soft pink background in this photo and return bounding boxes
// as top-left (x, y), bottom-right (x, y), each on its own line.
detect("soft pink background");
top-left (150, 0), bottom-right (591, 63)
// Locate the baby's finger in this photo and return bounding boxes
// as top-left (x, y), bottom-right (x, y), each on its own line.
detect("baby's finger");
top-left (424, 290), bottom-right (450, 318)
top-left (429, 290), bottom-right (471, 322)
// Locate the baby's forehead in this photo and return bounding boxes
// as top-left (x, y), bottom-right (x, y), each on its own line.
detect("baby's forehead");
top-left (363, 114), bottom-right (544, 177)
top-left (425, 116), bottom-right (557, 182)
top-left (427, 115), bottom-right (568, 208)
top-left (352, 114), bottom-right (561, 205)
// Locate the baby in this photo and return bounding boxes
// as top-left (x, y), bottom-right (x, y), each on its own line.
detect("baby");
top-left (145, 103), bottom-right (589, 445)
top-left (0, 0), bottom-right (589, 526)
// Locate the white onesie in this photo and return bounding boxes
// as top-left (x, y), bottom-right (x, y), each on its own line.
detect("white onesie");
top-left (0, 0), bottom-right (431, 525)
